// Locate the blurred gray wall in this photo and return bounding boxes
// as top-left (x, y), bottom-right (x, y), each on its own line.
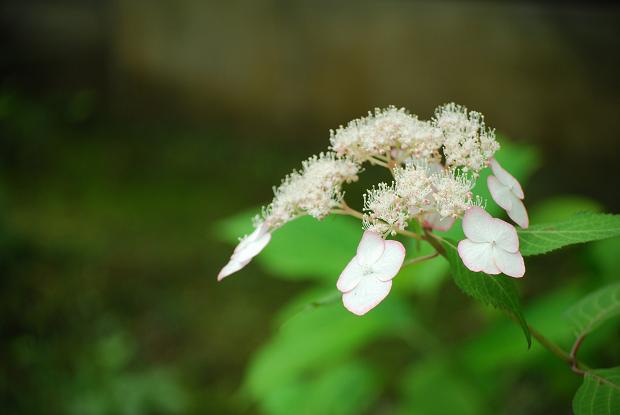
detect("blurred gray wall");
top-left (109, 1), bottom-right (619, 150)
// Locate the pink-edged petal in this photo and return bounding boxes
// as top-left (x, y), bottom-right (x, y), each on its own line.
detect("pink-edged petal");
top-left (507, 198), bottom-right (529, 229)
top-left (233, 233), bottom-right (271, 263)
top-left (373, 240), bottom-right (406, 282)
top-left (336, 256), bottom-right (364, 293)
top-left (217, 258), bottom-right (250, 281)
top-left (342, 277), bottom-right (392, 316)
top-left (493, 247), bottom-right (525, 278)
top-left (489, 217), bottom-right (519, 253)
top-left (423, 212), bottom-right (455, 232)
top-left (458, 239), bottom-right (500, 274)
top-left (490, 159), bottom-right (524, 199)
top-left (487, 176), bottom-right (513, 211)
top-left (356, 231), bottom-right (385, 267)
top-left (461, 206), bottom-right (495, 243)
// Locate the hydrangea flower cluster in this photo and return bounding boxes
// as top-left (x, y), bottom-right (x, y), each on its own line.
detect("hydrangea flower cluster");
top-left (260, 152), bottom-right (359, 229)
top-left (219, 103), bottom-right (530, 315)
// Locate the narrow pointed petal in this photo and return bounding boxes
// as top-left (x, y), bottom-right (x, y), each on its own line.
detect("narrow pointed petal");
top-left (507, 198), bottom-right (529, 229)
top-left (233, 233), bottom-right (272, 263)
top-left (461, 207), bottom-right (495, 243)
top-left (487, 176), bottom-right (514, 211)
top-left (218, 258), bottom-right (250, 281)
top-left (342, 277), bottom-right (392, 316)
top-left (458, 239), bottom-right (500, 274)
top-left (490, 217), bottom-right (519, 253)
top-left (336, 256), bottom-right (364, 293)
top-left (235, 223), bottom-right (269, 253)
top-left (374, 240), bottom-right (406, 282)
top-left (490, 159), bottom-right (524, 199)
top-left (356, 231), bottom-right (385, 267)
top-left (493, 248), bottom-right (525, 278)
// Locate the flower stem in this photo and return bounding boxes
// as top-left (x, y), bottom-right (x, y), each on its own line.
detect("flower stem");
top-left (403, 252), bottom-right (439, 267)
top-left (527, 324), bottom-right (589, 376)
top-left (569, 335), bottom-right (587, 375)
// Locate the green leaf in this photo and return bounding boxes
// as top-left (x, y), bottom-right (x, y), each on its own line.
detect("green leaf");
top-left (441, 238), bottom-right (531, 347)
top-left (244, 290), bottom-right (415, 400)
top-left (398, 358), bottom-right (485, 415)
top-left (260, 361), bottom-right (379, 415)
top-left (215, 213), bottom-right (361, 281)
top-left (573, 367), bottom-right (620, 415)
top-left (529, 195), bottom-right (602, 224)
top-left (566, 283), bottom-right (620, 339)
top-left (518, 213), bottom-right (620, 256)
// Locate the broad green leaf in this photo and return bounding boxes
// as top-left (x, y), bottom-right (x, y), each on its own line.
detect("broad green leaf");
top-left (398, 358), bottom-right (485, 415)
top-left (518, 213), bottom-right (620, 256)
top-left (566, 283), bottom-right (620, 338)
top-left (260, 361), bottom-right (379, 415)
top-left (461, 283), bottom-right (583, 374)
top-left (244, 291), bottom-right (415, 399)
top-left (529, 195), bottom-right (602, 224)
top-left (573, 367), bottom-right (620, 415)
top-left (216, 213), bottom-right (361, 281)
top-left (441, 238), bottom-right (531, 347)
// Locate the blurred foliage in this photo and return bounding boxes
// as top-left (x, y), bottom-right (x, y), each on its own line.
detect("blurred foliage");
top-left (1, 88), bottom-right (619, 414)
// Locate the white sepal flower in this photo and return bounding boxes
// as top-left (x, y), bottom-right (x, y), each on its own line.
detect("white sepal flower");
top-left (487, 159), bottom-right (529, 228)
top-left (337, 231), bottom-right (405, 315)
top-left (457, 207), bottom-right (525, 278)
top-left (218, 223), bottom-right (271, 281)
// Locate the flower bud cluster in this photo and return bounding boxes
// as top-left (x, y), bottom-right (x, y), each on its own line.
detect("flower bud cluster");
top-left (260, 152), bottom-right (359, 228)
top-left (330, 104), bottom-right (499, 174)
top-left (363, 160), bottom-right (477, 235)
top-left (330, 106), bottom-right (443, 164)
top-left (434, 103), bottom-right (499, 174)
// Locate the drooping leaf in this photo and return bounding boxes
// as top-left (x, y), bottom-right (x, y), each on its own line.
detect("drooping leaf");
top-left (441, 238), bottom-right (531, 347)
top-left (573, 367), bottom-right (620, 415)
top-left (216, 212), bottom-right (361, 281)
top-left (566, 283), bottom-right (620, 339)
top-left (518, 213), bottom-right (620, 256)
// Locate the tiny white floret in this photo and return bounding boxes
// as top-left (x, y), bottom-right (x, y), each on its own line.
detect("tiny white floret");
top-left (487, 159), bottom-right (529, 228)
top-left (457, 207), bottom-right (525, 278)
top-left (337, 231), bottom-right (406, 315)
top-left (218, 223), bottom-right (271, 281)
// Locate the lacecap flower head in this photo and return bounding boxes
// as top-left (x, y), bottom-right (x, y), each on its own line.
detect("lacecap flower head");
top-left (219, 103), bottom-right (529, 316)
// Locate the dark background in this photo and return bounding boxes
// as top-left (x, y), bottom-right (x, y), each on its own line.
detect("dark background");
top-left (1, 1), bottom-right (619, 414)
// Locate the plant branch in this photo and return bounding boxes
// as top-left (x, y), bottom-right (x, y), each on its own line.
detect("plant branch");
top-left (528, 324), bottom-right (589, 376)
top-left (333, 202), bottom-right (424, 241)
top-left (569, 335), bottom-right (587, 375)
top-left (403, 252), bottom-right (439, 267)
top-left (422, 229), bottom-right (446, 255)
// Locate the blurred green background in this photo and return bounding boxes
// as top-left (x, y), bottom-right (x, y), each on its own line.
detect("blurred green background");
top-left (1, 1), bottom-right (619, 414)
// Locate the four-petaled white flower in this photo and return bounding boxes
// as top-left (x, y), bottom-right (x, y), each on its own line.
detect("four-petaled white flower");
top-left (337, 231), bottom-right (405, 315)
top-left (218, 223), bottom-right (271, 281)
top-left (458, 207), bottom-right (525, 278)
top-left (487, 159), bottom-right (529, 228)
